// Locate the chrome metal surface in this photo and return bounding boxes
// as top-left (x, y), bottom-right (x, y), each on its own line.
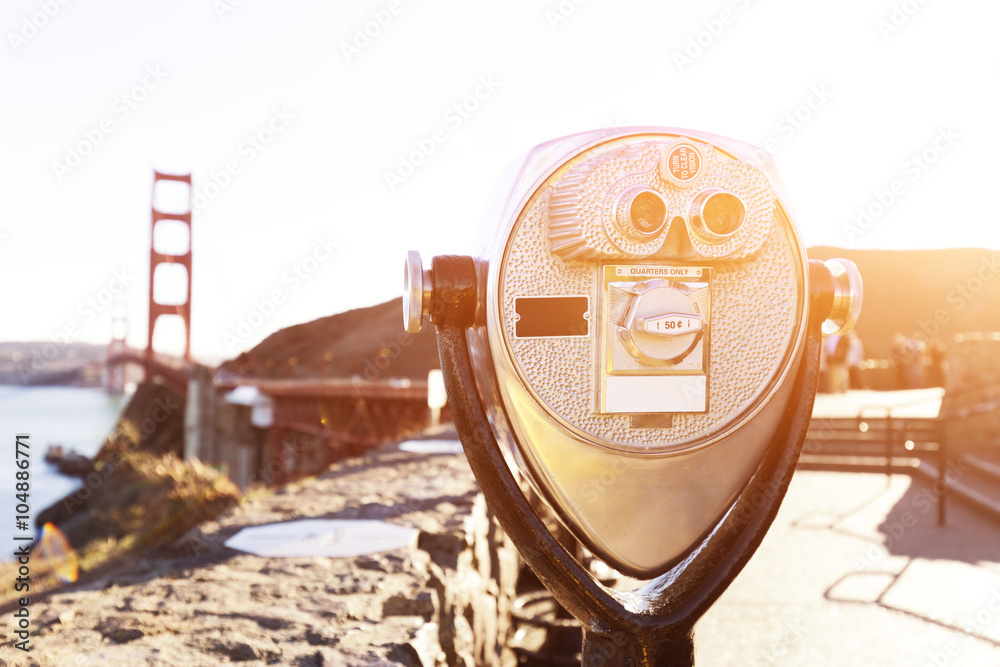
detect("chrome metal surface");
top-left (821, 258), bottom-right (863, 336)
top-left (403, 250), bottom-right (429, 333)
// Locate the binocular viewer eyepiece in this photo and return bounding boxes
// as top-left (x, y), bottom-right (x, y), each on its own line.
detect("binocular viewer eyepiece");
top-left (543, 136), bottom-right (774, 265)
top-left (404, 126), bottom-right (861, 662)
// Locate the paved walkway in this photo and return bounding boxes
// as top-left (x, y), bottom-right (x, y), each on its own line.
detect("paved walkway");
top-left (696, 470), bottom-right (1000, 666)
top-left (812, 388), bottom-right (945, 419)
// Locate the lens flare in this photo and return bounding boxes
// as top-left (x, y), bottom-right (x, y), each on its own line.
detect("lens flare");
top-left (39, 522), bottom-right (78, 583)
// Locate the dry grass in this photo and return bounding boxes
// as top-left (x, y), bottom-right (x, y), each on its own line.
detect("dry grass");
top-left (0, 452), bottom-right (240, 609)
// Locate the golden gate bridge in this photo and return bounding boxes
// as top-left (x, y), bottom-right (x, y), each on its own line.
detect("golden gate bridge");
top-left (88, 171), bottom-right (441, 488)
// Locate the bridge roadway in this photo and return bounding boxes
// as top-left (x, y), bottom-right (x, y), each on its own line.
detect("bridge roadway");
top-left (106, 350), bottom-right (191, 395)
top-left (217, 376), bottom-right (438, 485)
top-left (19, 349), bottom-right (192, 391)
top-left (107, 351), bottom-right (442, 486)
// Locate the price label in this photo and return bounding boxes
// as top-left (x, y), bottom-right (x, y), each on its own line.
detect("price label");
top-left (640, 314), bottom-right (703, 336)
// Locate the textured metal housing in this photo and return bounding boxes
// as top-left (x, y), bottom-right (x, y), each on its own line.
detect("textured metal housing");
top-left (468, 128), bottom-right (810, 577)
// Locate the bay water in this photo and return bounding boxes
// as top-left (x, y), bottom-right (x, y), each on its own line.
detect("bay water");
top-left (0, 386), bottom-right (128, 555)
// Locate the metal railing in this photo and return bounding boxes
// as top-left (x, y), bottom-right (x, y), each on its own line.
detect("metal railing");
top-left (808, 390), bottom-right (1000, 526)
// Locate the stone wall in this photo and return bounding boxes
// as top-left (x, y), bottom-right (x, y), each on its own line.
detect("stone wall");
top-left (17, 441), bottom-right (522, 666)
top-left (421, 495), bottom-right (521, 667)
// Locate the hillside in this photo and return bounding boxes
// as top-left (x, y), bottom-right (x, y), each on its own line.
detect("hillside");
top-left (808, 247), bottom-right (1000, 359)
top-left (218, 298), bottom-right (440, 381)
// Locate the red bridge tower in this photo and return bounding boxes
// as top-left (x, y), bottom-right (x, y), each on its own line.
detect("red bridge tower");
top-left (105, 301), bottom-right (128, 394)
top-left (147, 171), bottom-right (193, 373)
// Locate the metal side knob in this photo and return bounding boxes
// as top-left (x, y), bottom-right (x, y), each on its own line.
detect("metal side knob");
top-left (821, 258), bottom-right (863, 336)
top-left (403, 250), bottom-right (432, 333)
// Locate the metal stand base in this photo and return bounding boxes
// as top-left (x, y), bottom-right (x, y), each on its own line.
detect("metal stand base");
top-left (582, 627), bottom-right (694, 666)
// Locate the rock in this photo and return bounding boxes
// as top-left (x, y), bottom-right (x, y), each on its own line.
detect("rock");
top-left (325, 573), bottom-right (380, 596)
top-left (354, 554), bottom-right (390, 572)
top-left (293, 647), bottom-right (409, 666)
top-left (107, 627), bottom-right (145, 644)
top-left (305, 628), bottom-right (341, 646)
top-left (293, 651), bottom-right (329, 667)
top-left (417, 530), bottom-right (466, 569)
top-left (56, 451), bottom-right (94, 477)
top-left (382, 591), bottom-right (436, 620)
top-left (202, 636), bottom-right (281, 662)
top-left (43, 445), bottom-right (94, 477)
top-left (93, 616), bottom-right (146, 644)
top-left (384, 642), bottom-right (423, 666)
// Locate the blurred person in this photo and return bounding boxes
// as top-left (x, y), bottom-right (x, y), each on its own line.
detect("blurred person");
top-left (846, 331), bottom-right (865, 389)
top-left (827, 334), bottom-right (849, 393)
top-left (890, 333), bottom-right (913, 390)
top-left (910, 337), bottom-right (927, 388)
top-left (818, 333), bottom-right (831, 393)
top-left (927, 339), bottom-right (947, 387)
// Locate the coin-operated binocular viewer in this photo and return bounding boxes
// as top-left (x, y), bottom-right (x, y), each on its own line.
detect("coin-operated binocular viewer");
top-left (404, 128), bottom-right (861, 665)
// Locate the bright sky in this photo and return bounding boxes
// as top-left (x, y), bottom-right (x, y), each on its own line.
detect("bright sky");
top-left (2, 0), bottom-right (998, 362)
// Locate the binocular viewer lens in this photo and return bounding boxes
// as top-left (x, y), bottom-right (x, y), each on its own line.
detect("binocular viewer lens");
top-left (615, 186), bottom-right (669, 239)
top-left (614, 185), bottom-right (748, 247)
top-left (691, 188), bottom-right (747, 241)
